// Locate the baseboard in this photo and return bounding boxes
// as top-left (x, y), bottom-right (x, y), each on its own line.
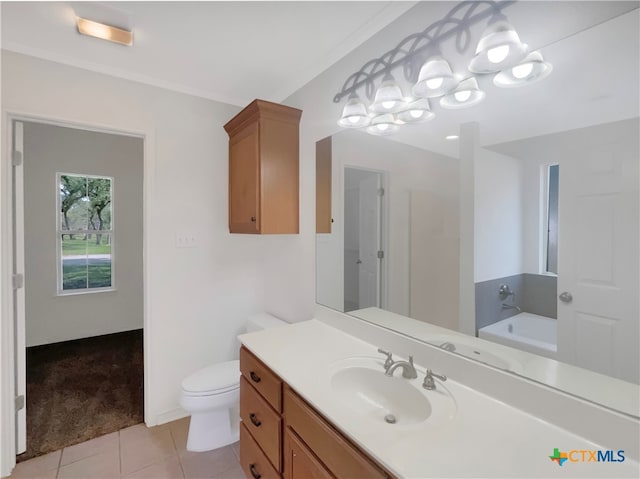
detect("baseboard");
top-left (154, 407), bottom-right (188, 426)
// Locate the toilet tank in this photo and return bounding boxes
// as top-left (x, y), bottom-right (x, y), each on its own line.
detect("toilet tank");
top-left (246, 312), bottom-right (289, 332)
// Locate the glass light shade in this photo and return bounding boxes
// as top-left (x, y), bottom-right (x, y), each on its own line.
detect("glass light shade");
top-left (366, 113), bottom-right (399, 135)
top-left (412, 56), bottom-right (458, 98)
top-left (337, 96), bottom-right (371, 128)
top-left (440, 77), bottom-right (486, 109)
top-left (371, 78), bottom-right (405, 113)
top-left (493, 51), bottom-right (553, 88)
top-left (396, 98), bottom-right (435, 123)
top-left (469, 20), bottom-right (528, 74)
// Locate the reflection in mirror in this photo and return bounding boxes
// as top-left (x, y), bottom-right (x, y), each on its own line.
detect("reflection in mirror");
top-left (315, 1), bottom-right (639, 417)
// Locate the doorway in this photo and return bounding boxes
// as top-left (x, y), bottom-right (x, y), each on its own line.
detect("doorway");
top-left (12, 120), bottom-right (144, 461)
top-left (343, 167), bottom-right (384, 312)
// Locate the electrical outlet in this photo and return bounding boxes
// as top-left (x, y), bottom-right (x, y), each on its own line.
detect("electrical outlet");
top-left (176, 233), bottom-right (198, 248)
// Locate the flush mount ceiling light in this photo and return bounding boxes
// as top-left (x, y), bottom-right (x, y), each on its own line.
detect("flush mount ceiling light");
top-left (337, 95), bottom-right (371, 128)
top-left (396, 98), bottom-right (435, 123)
top-left (493, 51), bottom-right (553, 87)
top-left (333, 1), bottom-right (550, 136)
top-left (366, 114), bottom-right (400, 136)
top-left (468, 19), bottom-right (528, 73)
top-left (370, 75), bottom-right (406, 113)
top-left (76, 17), bottom-right (133, 46)
top-left (440, 77), bottom-right (486, 109)
top-left (412, 56), bottom-right (459, 98)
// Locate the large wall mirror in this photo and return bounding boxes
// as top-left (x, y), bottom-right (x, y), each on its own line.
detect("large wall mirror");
top-left (315, 1), bottom-right (639, 417)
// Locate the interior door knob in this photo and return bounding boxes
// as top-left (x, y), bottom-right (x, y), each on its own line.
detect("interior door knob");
top-left (559, 291), bottom-right (573, 303)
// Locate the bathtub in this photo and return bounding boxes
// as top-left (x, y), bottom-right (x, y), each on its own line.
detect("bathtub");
top-left (478, 312), bottom-right (557, 359)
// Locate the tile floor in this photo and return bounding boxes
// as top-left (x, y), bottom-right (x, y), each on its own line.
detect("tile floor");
top-left (8, 418), bottom-right (245, 479)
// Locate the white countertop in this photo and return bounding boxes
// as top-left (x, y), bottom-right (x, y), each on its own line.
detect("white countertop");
top-left (239, 319), bottom-right (639, 478)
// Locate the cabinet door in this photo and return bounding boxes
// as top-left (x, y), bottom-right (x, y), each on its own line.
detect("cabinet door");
top-left (229, 122), bottom-right (260, 233)
top-left (316, 136), bottom-right (332, 234)
top-left (284, 428), bottom-right (334, 479)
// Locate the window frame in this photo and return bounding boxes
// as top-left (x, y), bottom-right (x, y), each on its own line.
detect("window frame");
top-left (541, 163), bottom-right (559, 276)
top-left (56, 172), bottom-right (116, 296)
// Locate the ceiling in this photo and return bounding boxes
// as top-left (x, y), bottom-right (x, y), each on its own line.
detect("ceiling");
top-left (1, 1), bottom-right (415, 106)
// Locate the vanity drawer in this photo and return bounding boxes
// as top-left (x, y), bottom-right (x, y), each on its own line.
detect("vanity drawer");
top-left (240, 376), bottom-right (282, 471)
top-left (283, 386), bottom-right (392, 479)
top-left (240, 423), bottom-right (280, 479)
top-left (240, 346), bottom-right (282, 411)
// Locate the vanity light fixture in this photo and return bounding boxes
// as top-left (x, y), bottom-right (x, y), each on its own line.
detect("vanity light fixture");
top-left (493, 51), bottom-right (553, 87)
top-left (440, 77), bottom-right (486, 109)
top-left (76, 17), bottom-right (133, 46)
top-left (445, 135), bottom-right (459, 140)
top-left (396, 98), bottom-right (435, 123)
top-left (468, 19), bottom-right (528, 73)
top-left (371, 75), bottom-right (406, 113)
top-left (412, 56), bottom-right (459, 99)
top-left (334, 1), bottom-right (550, 136)
top-left (337, 95), bottom-right (372, 128)
top-left (366, 114), bottom-right (400, 136)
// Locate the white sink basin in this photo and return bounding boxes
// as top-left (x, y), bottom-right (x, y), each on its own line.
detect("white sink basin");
top-left (328, 357), bottom-right (456, 426)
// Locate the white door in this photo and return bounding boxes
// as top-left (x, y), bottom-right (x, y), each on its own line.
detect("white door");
top-left (358, 173), bottom-right (381, 308)
top-left (12, 120), bottom-right (27, 454)
top-left (557, 134), bottom-right (639, 383)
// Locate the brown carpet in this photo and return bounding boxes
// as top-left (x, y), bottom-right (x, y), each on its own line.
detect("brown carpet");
top-left (18, 329), bottom-right (144, 462)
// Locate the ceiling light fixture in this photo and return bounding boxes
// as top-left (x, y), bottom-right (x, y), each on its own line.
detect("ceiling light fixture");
top-left (493, 51), bottom-right (553, 87)
top-left (333, 1), bottom-right (550, 136)
top-left (445, 135), bottom-right (459, 140)
top-left (440, 77), bottom-right (486, 109)
top-left (76, 17), bottom-right (133, 46)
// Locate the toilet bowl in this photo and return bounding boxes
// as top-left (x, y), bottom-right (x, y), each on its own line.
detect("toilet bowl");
top-left (180, 313), bottom-right (288, 452)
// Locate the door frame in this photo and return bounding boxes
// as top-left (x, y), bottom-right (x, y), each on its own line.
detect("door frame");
top-left (343, 165), bottom-right (389, 310)
top-left (1, 111), bottom-right (155, 476)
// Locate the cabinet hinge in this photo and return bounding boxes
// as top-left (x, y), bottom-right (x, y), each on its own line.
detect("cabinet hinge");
top-left (15, 395), bottom-right (25, 411)
top-left (11, 151), bottom-right (23, 167)
top-left (12, 274), bottom-right (24, 289)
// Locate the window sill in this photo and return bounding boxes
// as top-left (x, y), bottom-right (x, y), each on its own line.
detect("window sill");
top-left (56, 288), bottom-right (117, 297)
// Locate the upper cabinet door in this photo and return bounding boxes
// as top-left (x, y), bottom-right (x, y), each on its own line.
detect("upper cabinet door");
top-left (225, 99), bottom-right (302, 234)
top-left (229, 122), bottom-right (260, 233)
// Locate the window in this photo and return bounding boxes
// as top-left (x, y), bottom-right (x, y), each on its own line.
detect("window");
top-left (545, 164), bottom-right (559, 274)
top-left (57, 174), bottom-right (113, 293)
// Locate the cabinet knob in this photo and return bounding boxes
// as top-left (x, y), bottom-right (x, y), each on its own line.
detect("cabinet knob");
top-left (250, 217), bottom-right (256, 222)
top-left (249, 413), bottom-right (262, 427)
top-left (249, 371), bottom-right (261, 383)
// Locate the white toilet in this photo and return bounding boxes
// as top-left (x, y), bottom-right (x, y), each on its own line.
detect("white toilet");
top-left (180, 313), bottom-right (288, 452)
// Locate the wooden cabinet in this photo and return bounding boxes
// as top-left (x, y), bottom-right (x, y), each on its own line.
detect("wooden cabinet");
top-left (224, 99), bottom-right (302, 234)
top-left (239, 346), bottom-right (395, 479)
top-left (315, 136), bottom-right (332, 233)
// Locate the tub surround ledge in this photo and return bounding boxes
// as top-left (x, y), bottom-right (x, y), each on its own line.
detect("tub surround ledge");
top-left (239, 318), bottom-right (639, 478)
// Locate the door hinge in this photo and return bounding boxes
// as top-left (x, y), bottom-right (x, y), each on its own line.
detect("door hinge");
top-left (12, 273), bottom-right (24, 289)
top-left (377, 250), bottom-right (384, 259)
top-left (11, 151), bottom-right (23, 167)
top-left (377, 187), bottom-right (385, 197)
top-left (15, 395), bottom-right (25, 411)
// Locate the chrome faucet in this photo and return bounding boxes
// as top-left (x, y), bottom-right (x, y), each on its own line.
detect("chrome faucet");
top-left (501, 303), bottom-right (522, 313)
top-left (385, 356), bottom-right (418, 379)
top-left (422, 369), bottom-right (447, 390)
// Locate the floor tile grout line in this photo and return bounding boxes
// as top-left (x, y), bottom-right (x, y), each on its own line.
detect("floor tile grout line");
top-left (169, 427), bottom-right (187, 479)
top-left (55, 449), bottom-right (63, 479)
top-left (118, 430), bottom-right (122, 478)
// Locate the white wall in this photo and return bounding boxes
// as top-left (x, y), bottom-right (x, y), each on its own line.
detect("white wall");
top-left (1, 51), bottom-right (269, 428)
top-left (473, 148), bottom-right (524, 283)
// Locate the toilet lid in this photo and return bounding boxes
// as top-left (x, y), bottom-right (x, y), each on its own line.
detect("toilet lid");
top-left (181, 360), bottom-right (240, 394)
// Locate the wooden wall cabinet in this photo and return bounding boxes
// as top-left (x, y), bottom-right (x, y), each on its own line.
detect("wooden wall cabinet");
top-left (224, 99), bottom-right (302, 234)
top-left (239, 346), bottom-right (395, 479)
top-left (315, 136), bottom-right (332, 233)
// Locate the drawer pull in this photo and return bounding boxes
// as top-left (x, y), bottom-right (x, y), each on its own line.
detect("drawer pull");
top-left (249, 413), bottom-right (262, 427)
top-left (250, 371), bottom-right (261, 383)
top-left (249, 464), bottom-right (261, 479)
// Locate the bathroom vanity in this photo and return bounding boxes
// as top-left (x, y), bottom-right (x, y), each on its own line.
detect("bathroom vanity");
top-left (238, 315), bottom-right (640, 478)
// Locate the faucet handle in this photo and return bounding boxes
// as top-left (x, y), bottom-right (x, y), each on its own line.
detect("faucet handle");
top-left (377, 348), bottom-right (394, 369)
top-left (423, 369), bottom-right (447, 390)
